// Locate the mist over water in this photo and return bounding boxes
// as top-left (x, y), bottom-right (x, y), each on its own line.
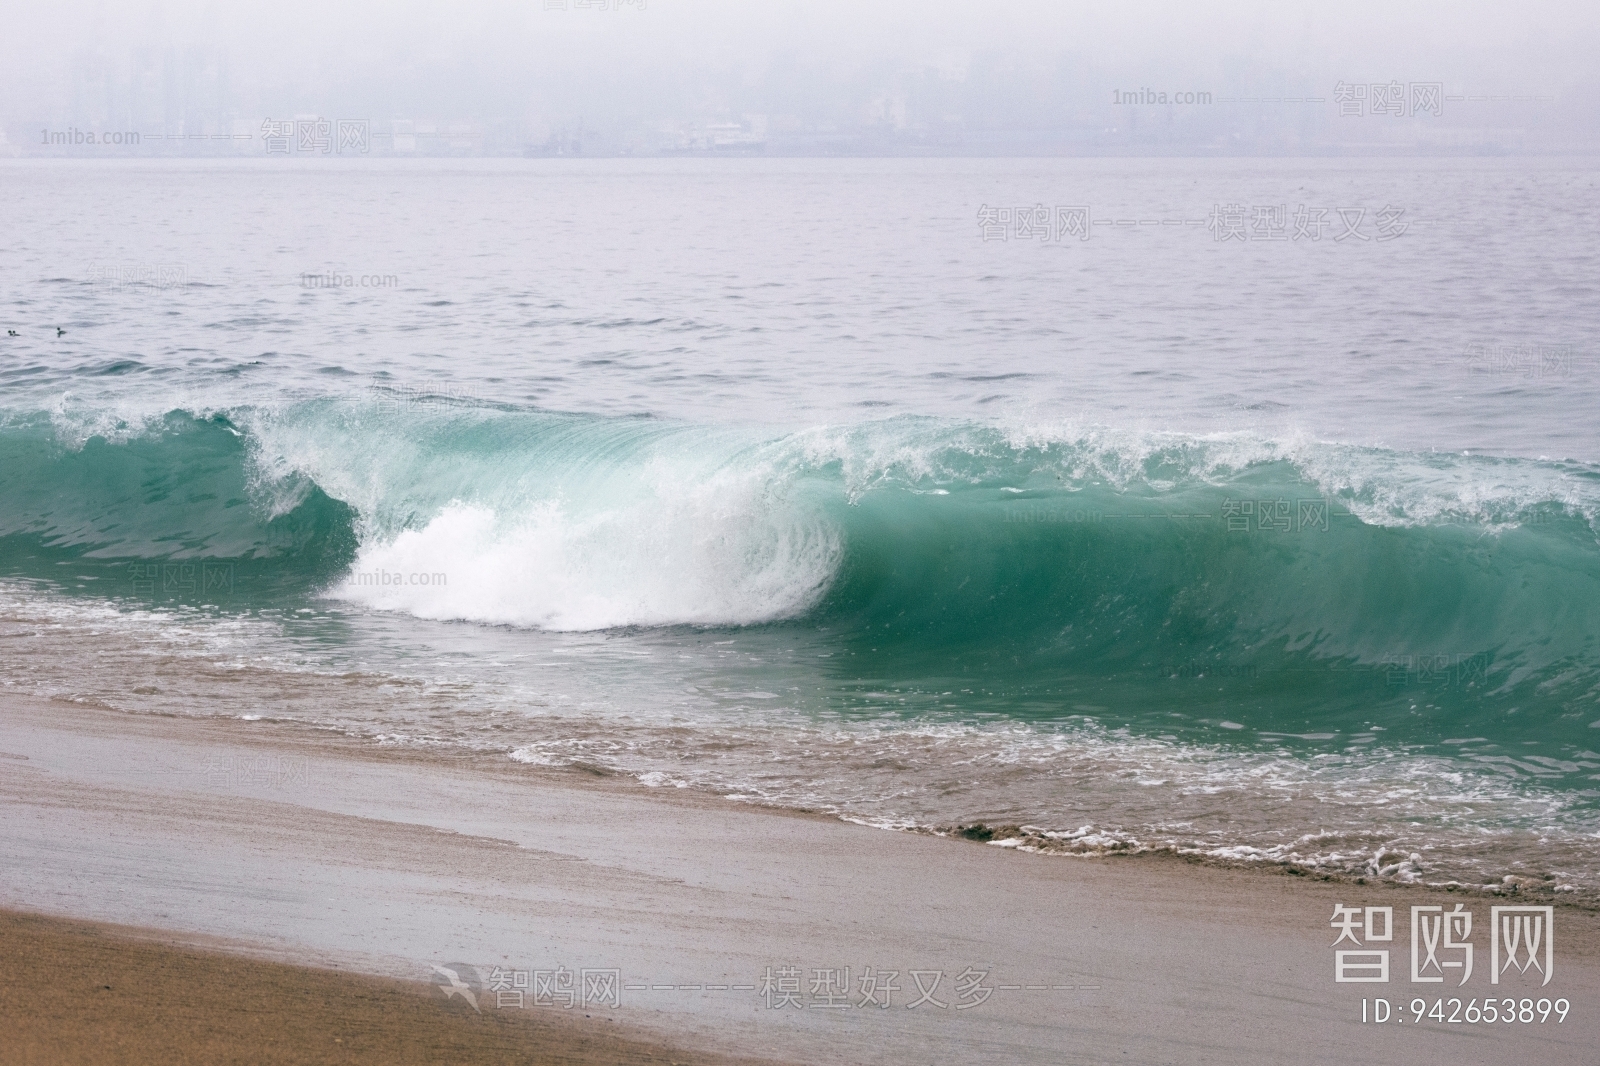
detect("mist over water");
top-left (3, 157), bottom-right (1599, 899)
top-left (6, 0), bottom-right (1598, 155)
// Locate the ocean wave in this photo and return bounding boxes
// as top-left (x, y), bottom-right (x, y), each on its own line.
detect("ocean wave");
top-left (3, 401), bottom-right (1599, 749)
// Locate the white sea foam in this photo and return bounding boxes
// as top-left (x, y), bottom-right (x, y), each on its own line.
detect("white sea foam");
top-left (997, 418), bottom-right (1600, 530)
top-left (331, 489), bottom-right (841, 631)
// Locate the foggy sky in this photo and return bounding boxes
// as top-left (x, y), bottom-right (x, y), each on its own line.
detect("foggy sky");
top-left (4, 0), bottom-right (1595, 150)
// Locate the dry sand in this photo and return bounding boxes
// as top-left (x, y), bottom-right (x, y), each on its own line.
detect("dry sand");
top-left (2, 693), bottom-right (1597, 1065)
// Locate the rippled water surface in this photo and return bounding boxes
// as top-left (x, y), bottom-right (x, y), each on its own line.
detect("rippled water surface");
top-left (3, 156), bottom-right (1599, 898)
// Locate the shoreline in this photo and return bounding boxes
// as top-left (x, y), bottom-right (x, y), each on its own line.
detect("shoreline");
top-left (40, 691), bottom-right (1593, 913)
top-left (4, 693), bottom-right (1599, 1064)
top-left (7, 570), bottom-right (1596, 903)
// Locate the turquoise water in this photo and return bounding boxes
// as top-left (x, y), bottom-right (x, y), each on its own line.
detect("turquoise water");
top-left (3, 157), bottom-right (1599, 895)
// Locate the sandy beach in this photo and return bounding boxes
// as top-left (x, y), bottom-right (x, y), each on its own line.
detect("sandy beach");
top-left (1, 693), bottom-right (1596, 1065)
top-left (0, 908), bottom-right (781, 1066)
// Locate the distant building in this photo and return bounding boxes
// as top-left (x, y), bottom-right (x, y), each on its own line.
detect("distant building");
top-left (666, 116), bottom-right (766, 154)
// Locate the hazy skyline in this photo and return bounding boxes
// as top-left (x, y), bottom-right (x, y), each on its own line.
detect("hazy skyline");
top-left (6, 0), bottom-right (1596, 154)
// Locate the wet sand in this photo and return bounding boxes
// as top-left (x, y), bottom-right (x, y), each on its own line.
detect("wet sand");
top-left (2, 693), bottom-right (1597, 1065)
top-left (0, 909), bottom-right (784, 1066)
